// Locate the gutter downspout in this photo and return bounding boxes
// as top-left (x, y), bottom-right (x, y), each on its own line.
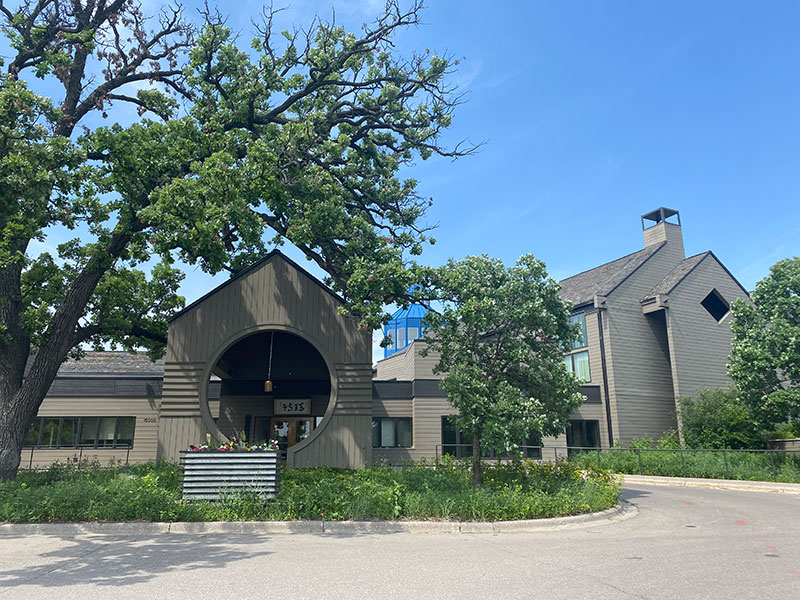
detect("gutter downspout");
top-left (597, 309), bottom-right (614, 447)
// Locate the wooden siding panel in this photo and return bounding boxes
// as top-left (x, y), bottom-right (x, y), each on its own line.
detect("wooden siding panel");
top-left (603, 244), bottom-right (684, 445)
top-left (664, 257), bottom-right (750, 403)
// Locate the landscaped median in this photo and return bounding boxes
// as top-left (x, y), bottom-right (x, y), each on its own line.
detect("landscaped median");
top-left (0, 458), bottom-right (620, 524)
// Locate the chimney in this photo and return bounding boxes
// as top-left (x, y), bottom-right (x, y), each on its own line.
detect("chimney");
top-left (641, 207), bottom-right (684, 258)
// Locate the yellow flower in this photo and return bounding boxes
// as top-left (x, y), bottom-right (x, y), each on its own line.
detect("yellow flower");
top-left (20, 483), bottom-right (27, 488)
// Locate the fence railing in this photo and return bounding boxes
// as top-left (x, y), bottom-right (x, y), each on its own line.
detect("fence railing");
top-left (21, 445), bottom-right (132, 470)
top-left (434, 444), bottom-right (800, 483)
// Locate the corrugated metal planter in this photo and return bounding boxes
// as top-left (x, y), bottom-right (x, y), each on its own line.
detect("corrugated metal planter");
top-left (181, 451), bottom-right (279, 500)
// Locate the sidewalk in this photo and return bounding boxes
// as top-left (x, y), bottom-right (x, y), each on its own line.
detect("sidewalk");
top-left (622, 473), bottom-right (800, 494)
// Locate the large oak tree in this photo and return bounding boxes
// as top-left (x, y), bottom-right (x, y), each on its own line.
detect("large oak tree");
top-left (0, 0), bottom-right (471, 479)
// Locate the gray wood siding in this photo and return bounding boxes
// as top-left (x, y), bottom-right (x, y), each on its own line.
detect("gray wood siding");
top-left (664, 256), bottom-right (749, 404)
top-left (23, 395), bottom-right (160, 468)
top-left (375, 341), bottom-right (439, 382)
top-left (603, 243), bottom-right (684, 445)
top-left (159, 254), bottom-right (372, 465)
top-left (372, 395), bottom-right (455, 465)
top-left (289, 364), bottom-right (373, 468)
top-left (372, 398), bottom-right (413, 416)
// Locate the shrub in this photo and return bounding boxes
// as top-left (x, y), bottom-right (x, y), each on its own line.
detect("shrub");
top-left (680, 387), bottom-right (765, 449)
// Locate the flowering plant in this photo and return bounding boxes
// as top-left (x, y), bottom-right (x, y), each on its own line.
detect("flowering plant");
top-left (188, 433), bottom-right (279, 452)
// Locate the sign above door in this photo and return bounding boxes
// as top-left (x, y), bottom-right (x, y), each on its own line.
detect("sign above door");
top-left (274, 398), bottom-right (311, 415)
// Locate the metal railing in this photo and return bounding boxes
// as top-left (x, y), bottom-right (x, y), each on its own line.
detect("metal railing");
top-left (434, 444), bottom-right (800, 483)
top-left (22, 445), bottom-right (132, 470)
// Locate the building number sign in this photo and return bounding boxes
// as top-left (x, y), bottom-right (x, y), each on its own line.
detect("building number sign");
top-left (274, 399), bottom-right (310, 415)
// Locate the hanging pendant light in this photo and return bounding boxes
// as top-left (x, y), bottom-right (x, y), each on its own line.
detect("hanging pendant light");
top-left (264, 331), bottom-right (274, 393)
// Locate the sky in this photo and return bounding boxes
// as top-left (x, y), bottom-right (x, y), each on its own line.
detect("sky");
top-left (6, 1), bottom-right (800, 364)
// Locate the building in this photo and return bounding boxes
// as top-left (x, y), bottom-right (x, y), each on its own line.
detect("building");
top-left (20, 208), bottom-right (749, 468)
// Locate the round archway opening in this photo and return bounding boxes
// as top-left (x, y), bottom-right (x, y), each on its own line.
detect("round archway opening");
top-left (207, 330), bottom-right (332, 460)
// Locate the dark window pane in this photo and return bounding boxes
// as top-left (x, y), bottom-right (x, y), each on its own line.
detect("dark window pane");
top-left (372, 419), bottom-right (381, 448)
top-left (60, 418), bottom-right (80, 446)
top-left (116, 417), bottom-right (135, 448)
top-left (23, 419), bottom-right (42, 446)
top-left (40, 419), bottom-right (60, 447)
top-left (524, 432), bottom-right (542, 459)
top-left (441, 416), bottom-right (457, 456)
top-left (80, 417), bottom-right (98, 447)
top-left (396, 418), bottom-right (412, 447)
top-left (701, 289), bottom-right (729, 322)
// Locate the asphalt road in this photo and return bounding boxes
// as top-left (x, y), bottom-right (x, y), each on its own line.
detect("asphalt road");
top-left (1, 484), bottom-right (798, 599)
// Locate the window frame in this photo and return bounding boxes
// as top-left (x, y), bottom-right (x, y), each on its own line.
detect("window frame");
top-left (566, 419), bottom-right (600, 450)
top-left (569, 312), bottom-right (588, 350)
top-left (442, 416), bottom-right (542, 460)
top-left (371, 417), bottom-right (413, 448)
top-left (564, 350), bottom-right (591, 382)
top-left (22, 417), bottom-right (136, 449)
top-left (701, 288), bottom-right (730, 323)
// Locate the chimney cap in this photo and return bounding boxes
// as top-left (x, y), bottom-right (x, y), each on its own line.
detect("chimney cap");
top-left (642, 207), bottom-right (680, 229)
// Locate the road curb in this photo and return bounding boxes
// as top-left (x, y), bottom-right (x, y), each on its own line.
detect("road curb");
top-left (0, 502), bottom-right (636, 536)
top-left (622, 474), bottom-right (800, 494)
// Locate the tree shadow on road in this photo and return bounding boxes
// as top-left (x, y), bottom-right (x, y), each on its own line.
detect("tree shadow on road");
top-left (620, 488), bottom-right (651, 502)
top-left (0, 533), bottom-right (273, 589)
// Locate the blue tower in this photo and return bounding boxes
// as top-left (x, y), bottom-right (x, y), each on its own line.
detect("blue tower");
top-left (383, 303), bottom-right (429, 358)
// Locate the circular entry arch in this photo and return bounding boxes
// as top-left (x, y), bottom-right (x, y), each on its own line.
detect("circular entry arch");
top-left (197, 324), bottom-right (339, 460)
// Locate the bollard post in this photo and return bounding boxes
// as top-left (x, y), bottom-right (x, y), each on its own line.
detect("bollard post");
top-left (723, 450), bottom-right (729, 479)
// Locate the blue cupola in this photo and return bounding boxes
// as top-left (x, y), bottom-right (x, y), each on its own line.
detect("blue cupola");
top-left (383, 303), bottom-right (429, 358)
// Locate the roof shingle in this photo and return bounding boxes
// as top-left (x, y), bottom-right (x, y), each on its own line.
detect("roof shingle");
top-left (558, 242), bottom-right (665, 307)
top-left (642, 252), bottom-right (710, 300)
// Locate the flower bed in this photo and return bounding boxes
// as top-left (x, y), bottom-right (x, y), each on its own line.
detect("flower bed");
top-left (182, 438), bottom-right (281, 500)
top-left (0, 458), bottom-right (620, 523)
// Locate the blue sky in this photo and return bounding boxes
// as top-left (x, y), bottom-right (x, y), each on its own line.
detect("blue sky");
top-left (7, 1), bottom-right (800, 363)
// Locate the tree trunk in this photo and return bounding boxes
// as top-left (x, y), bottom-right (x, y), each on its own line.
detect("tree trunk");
top-left (0, 384), bottom-right (30, 481)
top-left (472, 431), bottom-right (482, 486)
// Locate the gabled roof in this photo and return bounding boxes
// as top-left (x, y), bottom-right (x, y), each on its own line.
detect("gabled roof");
top-left (558, 242), bottom-right (666, 307)
top-left (642, 252), bottom-right (710, 300)
top-left (167, 249), bottom-right (344, 323)
top-left (641, 251), bottom-right (750, 301)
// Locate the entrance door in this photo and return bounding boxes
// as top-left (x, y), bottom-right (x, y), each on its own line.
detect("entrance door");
top-left (266, 417), bottom-right (314, 462)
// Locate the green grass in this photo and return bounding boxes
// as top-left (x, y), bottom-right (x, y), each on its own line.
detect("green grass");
top-left (0, 457), bottom-right (620, 524)
top-left (571, 448), bottom-right (800, 483)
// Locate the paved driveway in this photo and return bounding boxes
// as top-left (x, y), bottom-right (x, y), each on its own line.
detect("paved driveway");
top-left (0, 484), bottom-right (798, 599)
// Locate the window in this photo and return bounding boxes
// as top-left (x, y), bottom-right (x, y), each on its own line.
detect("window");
top-left (701, 289), bottom-right (729, 322)
top-left (23, 417), bottom-right (136, 449)
top-left (564, 350), bottom-right (590, 381)
top-left (566, 420), bottom-right (600, 449)
top-left (441, 416), bottom-right (472, 458)
top-left (407, 327), bottom-right (419, 343)
top-left (442, 416), bottom-right (541, 459)
top-left (569, 313), bottom-right (588, 349)
top-left (372, 417), bottom-right (412, 448)
top-left (521, 431), bottom-right (542, 460)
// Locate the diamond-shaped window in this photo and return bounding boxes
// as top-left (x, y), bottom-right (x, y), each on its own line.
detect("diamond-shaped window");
top-left (701, 289), bottom-right (729, 322)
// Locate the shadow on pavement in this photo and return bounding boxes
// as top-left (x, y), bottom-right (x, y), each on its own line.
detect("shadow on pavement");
top-left (0, 533), bottom-right (273, 589)
top-left (620, 488), bottom-right (651, 502)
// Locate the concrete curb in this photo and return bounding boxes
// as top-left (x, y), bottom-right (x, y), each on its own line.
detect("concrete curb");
top-left (0, 502), bottom-right (636, 536)
top-left (622, 474), bottom-right (800, 494)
